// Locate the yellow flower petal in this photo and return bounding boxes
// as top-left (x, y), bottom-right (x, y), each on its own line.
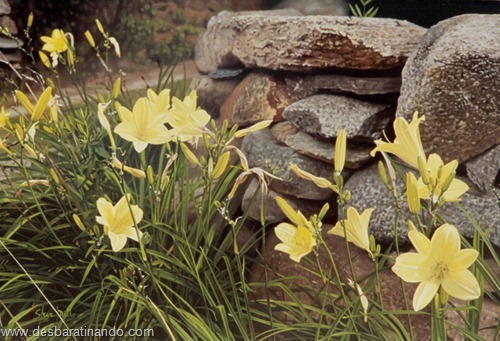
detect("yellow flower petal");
top-left (442, 270), bottom-right (480, 301)
top-left (108, 232), bottom-right (128, 252)
top-left (392, 252), bottom-right (431, 283)
top-left (275, 197), bottom-right (307, 227)
top-left (448, 249), bottom-right (478, 272)
top-left (408, 230), bottom-right (431, 256)
top-left (371, 112), bottom-right (426, 169)
top-left (430, 224), bottom-right (460, 262)
top-left (413, 280), bottom-right (439, 311)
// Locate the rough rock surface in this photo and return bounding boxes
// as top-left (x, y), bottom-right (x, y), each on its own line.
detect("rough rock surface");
top-left (465, 145), bottom-right (500, 194)
top-left (270, 120), bottom-right (298, 144)
top-left (242, 179), bottom-right (332, 224)
top-left (188, 74), bottom-right (241, 118)
top-left (397, 14), bottom-right (500, 163)
top-left (220, 71), bottom-right (291, 126)
top-left (0, 0), bottom-right (10, 15)
top-left (284, 131), bottom-right (373, 169)
top-left (285, 74), bottom-right (402, 100)
top-left (241, 128), bottom-right (334, 200)
top-left (0, 15), bottom-right (16, 35)
top-left (229, 16), bottom-right (426, 72)
top-left (194, 9), bottom-right (302, 73)
top-left (344, 163), bottom-right (500, 247)
top-left (283, 94), bottom-right (390, 140)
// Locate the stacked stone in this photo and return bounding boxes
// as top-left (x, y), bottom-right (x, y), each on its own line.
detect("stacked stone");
top-left (191, 11), bottom-right (500, 339)
top-left (0, 0), bottom-right (22, 68)
top-left (191, 10), bottom-right (500, 248)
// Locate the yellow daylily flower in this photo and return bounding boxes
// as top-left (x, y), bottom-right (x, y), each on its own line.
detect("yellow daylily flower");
top-left (328, 207), bottom-right (373, 256)
top-left (371, 112), bottom-right (426, 169)
top-left (111, 157), bottom-right (146, 178)
top-left (211, 151), bottom-right (231, 179)
top-left (114, 98), bottom-right (171, 153)
top-left (392, 223), bottom-right (480, 311)
top-left (233, 120), bottom-right (273, 138)
top-left (274, 197), bottom-right (318, 262)
top-left (334, 129), bottom-right (347, 174)
top-left (0, 106), bottom-right (11, 128)
top-left (168, 90), bottom-right (211, 141)
top-left (289, 163), bottom-right (338, 193)
top-left (108, 37), bottom-right (121, 58)
top-left (147, 88), bottom-right (171, 115)
top-left (417, 153), bottom-right (469, 203)
top-left (41, 29), bottom-right (68, 54)
top-left (97, 101), bottom-right (116, 150)
top-left (274, 223), bottom-right (317, 263)
top-left (96, 194), bottom-right (144, 252)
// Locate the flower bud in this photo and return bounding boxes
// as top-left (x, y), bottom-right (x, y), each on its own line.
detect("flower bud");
top-left (406, 172), bottom-right (421, 214)
top-left (211, 151), bottom-right (230, 179)
top-left (85, 30), bottom-right (95, 47)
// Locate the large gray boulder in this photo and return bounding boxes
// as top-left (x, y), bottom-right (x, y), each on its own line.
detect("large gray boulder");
top-left (397, 14), bottom-right (500, 163)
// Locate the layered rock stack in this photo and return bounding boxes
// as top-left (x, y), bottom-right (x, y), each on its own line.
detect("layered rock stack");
top-left (192, 10), bottom-right (500, 249)
top-left (0, 0), bottom-right (22, 68)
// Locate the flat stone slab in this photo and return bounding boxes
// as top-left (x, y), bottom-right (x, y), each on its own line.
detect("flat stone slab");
top-left (286, 74), bottom-right (402, 100)
top-left (284, 131), bottom-right (373, 169)
top-left (283, 94), bottom-right (390, 140)
top-left (228, 15), bottom-right (426, 72)
top-left (194, 9), bottom-right (303, 73)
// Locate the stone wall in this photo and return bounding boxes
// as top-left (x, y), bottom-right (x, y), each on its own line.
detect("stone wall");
top-left (191, 10), bottom-right (499, 248)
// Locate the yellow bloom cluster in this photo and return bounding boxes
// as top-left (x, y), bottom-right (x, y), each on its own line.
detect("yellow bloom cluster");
top-left (371, 112), bottom-right (469, 206)
top-left (112, 89), bottom-right (210, 153)
top-left (370, 113), bottom-right (479, 310)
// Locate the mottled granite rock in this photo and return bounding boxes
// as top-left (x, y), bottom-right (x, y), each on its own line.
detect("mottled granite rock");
top-left (194, 9), bottom-right (302, 73)
top-left (283, 94), bottom-right (390, 140)
top-left (220, 71), bottom-right (291, 126)
top-left (465, 145), bottom-right (500, 194)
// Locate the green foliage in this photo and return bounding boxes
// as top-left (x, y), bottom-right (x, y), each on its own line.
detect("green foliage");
top-left (349, 0), bottom-right (379, 17)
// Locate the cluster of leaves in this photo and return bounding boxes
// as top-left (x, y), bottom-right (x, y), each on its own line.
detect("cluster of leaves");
top-left (349, 0), bottom-right (379, 17)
